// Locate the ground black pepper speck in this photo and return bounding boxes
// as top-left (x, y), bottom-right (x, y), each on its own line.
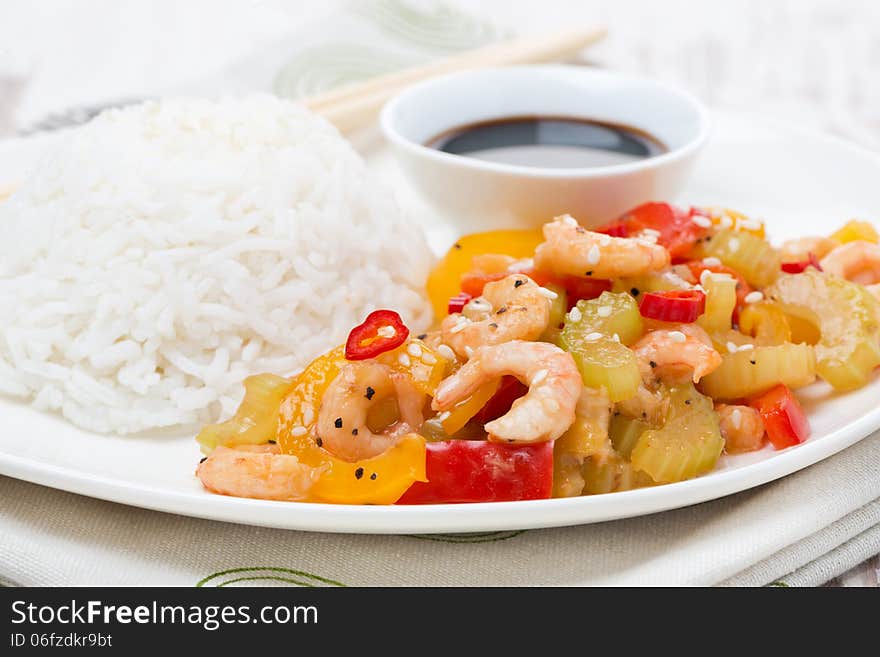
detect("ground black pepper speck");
top-left (355, 467), bottom-right (364, 480)
top-left (416, 333), bottom-right (427, 340)
top-left (352, 428), bottom-right (358, 436)
top-left (649, 360), bottom-right (657, 368)
top-left (514, 279), bottom-right (524, 288)
top-left (365, 386), bottom-right (375, 400)
top-left (334, 417), bottom-right (343, 428)
top-left (199, 457), bottom-right (207, 464)
top-left (316, 437), bottom-right (323, 447)
top-left (370, 473), bottom-right (377, 480)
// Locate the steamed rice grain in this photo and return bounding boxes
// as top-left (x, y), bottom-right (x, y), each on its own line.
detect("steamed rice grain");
top-left (0, 96), bottom-right (434, 434)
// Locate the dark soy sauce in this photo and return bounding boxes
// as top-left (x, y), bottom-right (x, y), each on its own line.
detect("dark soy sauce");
top-left (427, 115), bottom-right (667, 168)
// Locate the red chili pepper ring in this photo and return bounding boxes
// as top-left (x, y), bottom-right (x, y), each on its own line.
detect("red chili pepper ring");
top-left (345, 309), bottom-right (409, 361)
top-left (639, 289), bottom-right (707, 323)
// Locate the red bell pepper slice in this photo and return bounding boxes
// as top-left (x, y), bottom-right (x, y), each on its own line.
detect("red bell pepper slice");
top-left (749, 384), bottom-right (811, 450)
top-left (474, 376), bottom-right (528, 425)
top-left (595, 202), bottom-right (709, 259)
top-left (344, 309), bottom-right (409, 361)
top-left (557, 275), bottom-right (613, 309)
top-left (781, 252), bottom-right (823, 274)
top-left (447, 292), bottom-right (472, 315)
top-left (396, 440), bottom-right (554, 504)
top-left (639, 289), bottom-right (706, 323)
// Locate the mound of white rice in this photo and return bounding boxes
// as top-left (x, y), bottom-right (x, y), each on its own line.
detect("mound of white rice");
top-left (0, 96), bottom-right (434, 434)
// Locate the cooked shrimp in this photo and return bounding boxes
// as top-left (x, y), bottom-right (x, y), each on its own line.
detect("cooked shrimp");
top-left (534, 215), bottom-right (670, 279)
top-left (440, 274), bottom-right (550, 359)
top-left (633, 323), bottom-right (722, 385)
top-left (616, 382), bottom-right (669, 425)
top-left (716, 403), bottom-right (765, 453)
top-left (820, 240), bottom-right (880, 285)
top-left (432, 340), bottom-right (581, 444)
top-left (779, 236), bottom-right (839, 262)
top-left (317, 362), bottom-right (425, 462)
top-left (554, 387), bottom-right (613, 498)
top-left (196, 444), bottom-right (320, 501)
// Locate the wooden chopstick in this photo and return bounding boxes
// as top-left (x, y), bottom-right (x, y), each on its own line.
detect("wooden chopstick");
top-left (304, 26), bottom-right (606, 133)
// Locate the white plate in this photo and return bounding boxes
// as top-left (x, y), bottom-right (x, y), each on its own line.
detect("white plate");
top-left (1, 111), bottom-right (879, 534)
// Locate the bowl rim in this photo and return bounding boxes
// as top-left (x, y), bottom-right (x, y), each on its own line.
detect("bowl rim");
top-left (379, 64), bottom-right (712, 179)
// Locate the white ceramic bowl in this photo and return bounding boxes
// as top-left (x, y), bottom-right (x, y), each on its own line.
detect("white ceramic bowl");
top-left (381, 65), bottom-right (710, 232)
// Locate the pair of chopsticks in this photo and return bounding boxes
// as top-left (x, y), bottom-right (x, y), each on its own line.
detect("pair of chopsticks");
top-left (304, 26), bottom-right (606, 133)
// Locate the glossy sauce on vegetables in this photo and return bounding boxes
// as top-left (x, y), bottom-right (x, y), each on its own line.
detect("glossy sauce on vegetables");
top-left (426, 116), bottom-right (667, 168)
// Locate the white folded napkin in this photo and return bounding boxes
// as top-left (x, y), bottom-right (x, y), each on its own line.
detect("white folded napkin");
top-left (1, 433), bottom-right (877, 587)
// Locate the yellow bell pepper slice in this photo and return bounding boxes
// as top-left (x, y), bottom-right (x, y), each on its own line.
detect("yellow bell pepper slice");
top-left (426, 229), bottom-right (544, 320)
top-left (440, 380), bottom-right (500, 435)
top-left (309, 433), bottom-right (427, 504)
top-left (276, 344), bottom-right (429, 504)
top-left (830, 219), bottom-right (878, 245)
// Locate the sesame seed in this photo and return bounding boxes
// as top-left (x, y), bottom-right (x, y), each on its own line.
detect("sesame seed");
top-left (612, 333), bottom-right (621, 343)
top-left (668, 330), bottom-right (687, 343)
top-left (720, 215), bottom-right (734, 229)
top-left (568, 307), bottom-right (582, 322)
top-left (421, 352), bottom-right (437, 365)
top-left (464, 345), bottom-right (474, 358)
top-left (562, 215), bottom-right (578, 227)
top-left (702, 257), bottom-right (722, 267)
top-left (437, 411), bottom-right (451, 422)
top-left (466, 297), bottom-right (493, 313)
top-left (449, 320), bottom-right (469, 334)
top-left (377, 326), bottom-right (396, 338)
top-left (730, 408), bottom-right (743, 430)
top-left (597, 305), bottom-right (613, 318)
top-left (291, 426), bottom-right (307, 436)
top-left (407, 343), bottom-right (422, 358)
top-left (738, 343), bottom-right (754, 352)
top-left (302, 407), bottom-right (314, 425)
top-left (531, 369), bottom-right (549, 386)
top-left (584, 332), bottom-right (603, 341)
top-left (586, 244), bottom-right (601, 265)
top-left (744, 291), bottom-right (764, 304)
top-left (398, 353), bottom-right (411, 367)
top-left (334, 417), bottom-right (343, 428)
top-left (728, 237), bottom-right (741, 253)
top-left (726, 341), bottom-right (738, 353)
top-left (691, 214), bottom-right (712, 228)
top-left (537, 286), bottom-right (558, 300)
top-left (437, 344), bottom-right (455, 361)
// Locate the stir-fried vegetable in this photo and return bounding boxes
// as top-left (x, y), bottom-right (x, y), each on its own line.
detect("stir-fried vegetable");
top-left (696, 270), bottom-right (737, 334)
top-left (749, 384), bottom-right (810, 450)
top-left (196, 373), bottom-right (294, 454)
top-left (766, 269), bottom-right (880, 391)
top-left (831, 219), bottom-right (878, 245)
top-left (700, 342), bottom-right (816, 399)
top-left (699, 229), bottom-right (781, 288)
top-left (630, 385), bottom-right (724, 483)
top-left (397, 440), bottom-right (553, 504)
top-left (427, 229), bottom-right (544, 318)
top-left (345, 310), bottom-right (409, 360)
top-left (639, 289), bottom-right (706, 323)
